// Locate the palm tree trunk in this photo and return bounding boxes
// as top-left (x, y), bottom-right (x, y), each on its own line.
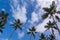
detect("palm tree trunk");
top-left (8, 29), bottom-right (15, 40)
top-left (51, 28), bottom-right (56, 40)
top-left (52, 15), bottom-right (60, 34)
top-left (51, 28), bottom-right (54, 35)
top-left (51, 16), bottom-right (58, 40)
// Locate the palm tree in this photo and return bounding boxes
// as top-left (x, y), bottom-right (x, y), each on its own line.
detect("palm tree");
top-left (27, 26), bottom-right (38, 40)
top-left (42, 1), bottom-right (60, 34)
top-left (10, 19), bottom-right (22, 30)
top-left (49, 34), bottom-right (55, 40)
top-left (0, 10), bottom-right (9, 33)
top-left (45, 21), bottom-right (58, 31)
top-left (44, 21), bottom-right (56, 40)
top-left (39, 33), bottom-right (47, 40)
top-left (8, 19), bottom-right (22, 40)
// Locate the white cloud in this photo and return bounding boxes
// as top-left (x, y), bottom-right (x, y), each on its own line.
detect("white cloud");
top-left (10, 0), bottom-right (60, 39)
top-left (29, 12), bottom-right (39, 24)
top-left (18, 32), bottom-right (25, 39)
top-left (10, 0), bottom-right (27, 23)
top-left (36, 0), bottom-right (58, 8)
top-left (31, 0), bottom-right (35, 2)
top-left (36, 17), bottom-right (53, 33)
top-left (16, 29), bottom-right (25, 39)
top-left (28, 0), bottom-right (53, 25)
top-left (28, 0), bottom-right (58, 25)
top-left (10, 0), bottom-right (19, 8)
top-left (0, 38), bottom-right (8, 40)
top-left (35, 14), bottom-right (60, 33)
top-left (29, 0), bottom-right (54, 32)
top-left (36, 0), bottom-right (53, 8)
top-left (28, 0), bottom-right (55, 28)
top-left (56, 5), bottom-right (60, 11)
top-left (35, 0), bottom-right (60, 33)
top-left (1, 8), bottom-right (5, 11)
top-left (37, 0), bottom-right (54, 1)
top-left (5, 38), bottom-right (9, 40)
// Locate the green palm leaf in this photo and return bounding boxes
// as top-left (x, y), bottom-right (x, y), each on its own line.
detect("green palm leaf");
top-left (0, 29), bottom-right (3, 33)
top-left (43, 8), bottom-right (50, 12)
top-left (0, 11), bottom-right (8, 33)
top-left (39, 33), bottom-right (47, 40)
top-left (56, 11), bottom-right (60, 13)
top-left (55, 15), bottom-right (60, 22)
top-left (49, 34), bottom-right (55, 40)
top-left (10, 19), bottom-right (22, 30)
top-left (27, 32), bottom-right (31, 34)
top-left (42, 13), bottom-right (49, 19)
top-left (44, 21), bottom-right (55, 31)
top-left (27, 26), bottom-right (38, 39)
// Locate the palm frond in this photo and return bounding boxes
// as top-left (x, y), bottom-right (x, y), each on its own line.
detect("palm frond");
top-left (27, 32), bottom-right (31, 34)
top-left (40, 33), bottom-right (45, 39)
top-left (55, 15), bottom-right (60, 22)
top-left (27, 26), bottom-right (37, 39)
top-left (10, 19), bottom-right (22, 30)
top-left (42, 13), bottom-right (49, 19)
top-left (29, 28), bottom-right (32, 31)
top-left (40, 33), bottom-right (47, 40)
top-left (31, 27), bottom-right (36, 31)
top-left (32, 32), bottom-right (35, 38)
top-left (18, 26), bottom-right (22, 30)
top-left (45, 21), bottom-right (55, 31)
top-left (14, 26), bottom-right (17, 30)
top-left (56, 11), bottom-right (60, 13)
top-left (43, 8), bottom-right (50, 12)
top-left (49, 34), bottom-right (55, 40)
top-left (0, 11), bottom-right (8, 33)
top-left (0, 29), bottom-right (3, 33)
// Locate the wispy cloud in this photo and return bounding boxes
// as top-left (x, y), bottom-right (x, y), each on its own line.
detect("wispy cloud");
top-left (10, 0), bottom-right (60, 40)
top-left (10, 0), bottom-right (27, 39)
top-left (28, 0), bottom-right (53, 24)
top-left (35, 0), bottom-right (60, 33)
top-left (10, 0), bottom-right (27, 23)
top-left (28, 12), bottom-right (39, 25)
top-left (0, 38), bottom-right (8, 40)
top-left (35, 1), bottom-right (60, 40)
top-left (36, 17), bottom-right (53, 33)
top-left (28, 0), bottom-right (53, 30)
top-left (36, 0), bottom-right (53, 8)
top-left (18, 32), bottom-right (25, 39)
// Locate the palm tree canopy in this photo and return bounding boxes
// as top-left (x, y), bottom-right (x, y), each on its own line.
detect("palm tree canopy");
top-left (39, 33), bottom-right (47, 40)
top-left (42, 1), bottom-right (60, 34)
top-left (42, 1), bottom-right (60, 19)
top-left (10, 19), bottom-right (22, 30)
top-left (0, 11), bottom-right (8, 18)
top-left (45, 21), bottom-right (54, 29)
top-left (45, 21), bottom-right (58, 31)
top-left (27, 26), bottom-right (38, 38)
top-left (49, 34), bottom-right (55, 40)
top-left (29, 26), bottom-right (36, 32)
top-left (55, 15), bottom-right (60, 22)
top-left (0, 11), bottom-right (9, 33)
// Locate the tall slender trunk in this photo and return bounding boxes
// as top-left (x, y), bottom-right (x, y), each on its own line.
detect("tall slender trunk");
top-left (51, 16), bottom-right (55, 36)
top-left (51, 15), bottom-right (59, 40)
top-left (52, 15), bottom-right (60, 34)
top-left (51, 28), bottom-right (54, 35)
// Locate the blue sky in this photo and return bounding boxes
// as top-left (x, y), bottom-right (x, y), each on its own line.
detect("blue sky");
top-left (0, 0), bottom-right (60, 40)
